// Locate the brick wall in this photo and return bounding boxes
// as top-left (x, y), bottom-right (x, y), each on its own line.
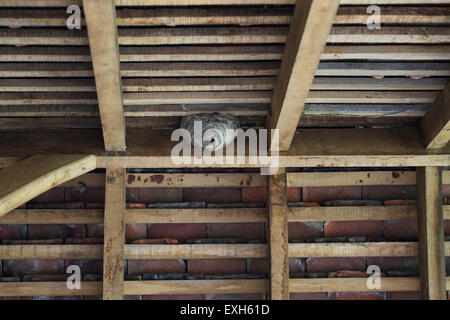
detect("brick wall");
top-left (1, 168), bottom-right (449, 300)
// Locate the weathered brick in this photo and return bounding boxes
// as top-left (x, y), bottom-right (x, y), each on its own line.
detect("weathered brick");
top-left (324, 221), bottom-right (382, 238)
top-left (28, 224), bottom-right (86, 240)
top-left (205, 293), bottom-right (265, 300)
top-left (289, 222), bottom-right (323, 240)
top-left (65, 187), bottom-right (105, 203)
top-left (306, 258), bottom-right (366, 273)
top-left (148, 223), bottom-right (206, 243)
top-left (65, 238), bottom-right (103, 244)
top-left (27, 202), bottom-right (85, 209)
top-left (3, 239), bottom-right (63, 245)
top-left (86, 203), bottom-right (104, 209)
top-left (4, 260), bottom-right (64, 277)
top-left (29, 188), bottom-right (64, 204)
top-left (362, 186), bottom-right (416, 201)
top-left (386, 291), bottom-right (421, 300)
top-left (127, 259), bottom-right (186, 275)
top-left (328, 292), bottom-right (385, 300)
top-left (443, 185), bottom-right (450, 198)
top-left (23, 274), bottom-right (69, 282)
top-left (188, 259), bottom-right (246, 275)
top-left (143, 294), bottom-right (204, 300)
top-left (126, 203), bottom-right (147, 209)
top-left (86, 224), bottom-right (103, 237)
top-left (64, 260), bottom-right (103, 275)
top-left (289, 258), bottom-right (306, 273)
top-left (242, 188), bottom-right (266, 203)
top-left (383, 199), bottom-right (417, 206)
top-left (445, 221), bottom-right (450, 236)
top-left (183, 188), bottom-right (242, 203)
top-left (383, 220), bottom-right (418, 240)
top-left (0, 224), bottom-right (26, 240)
top-left (246, 259), bottom-right (268, 274)
top-left (287, 188), bottom-right (301, 202)
top-left (127, 188), bottom-right (182, 203)
top-left (302, 186), bottom-right (361, 203)
top-left (290, 293), bottom-right (327, 300)
top-left (367, 257), bottom-right (419, 273)
top-left (207, 223), bottom-right (265, 240)
top-left (126, 223), bottom-right (147, 242)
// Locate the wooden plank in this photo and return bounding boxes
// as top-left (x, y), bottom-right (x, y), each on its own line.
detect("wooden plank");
top-left (328, 26), bottom-right (450, 44)
top-left (416, 167), bottom-right (446, 300)
top-left (0, 282), bottom-right (102, 297)
top-left (303, 104), bottom-right (429, 118)
top-left (0, 155), bottom-right (96, 217)
top-left (268, 0), bottom-right (339, 151)
top-left (0, 209), bottom-right (104, 224)
top-left (83, 0), bottom-right (125, 151)
top-left (126, 173), bottom-right (267, 188)
top-left (287, 171), bottom-right (416, 187)
top-left (420, 83), bottom-right (450, 150)
top-left (102, 168), bottom-right (126, 300)
top-left (267, 169), bottom-right (289, 299)
top-left (125, 244), bottom-right (267, 259)
top-left (0, 245), bottom-right (103, 260)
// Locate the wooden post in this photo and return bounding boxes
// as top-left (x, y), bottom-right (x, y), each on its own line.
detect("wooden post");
top-left (267, 169), bottom-right (289, 299)
top-left (103, 168), bottom-right (126, 300)
top-left (416, 167), bottom-right (446, 300)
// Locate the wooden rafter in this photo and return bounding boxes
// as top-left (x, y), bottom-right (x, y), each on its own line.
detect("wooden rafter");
top-left (83, 0), bottom-right (126, 151)
top-left (416, 167), bottom-right (447, 300)
top-left (267, 0), bottom-right (339, 151)
top-left (0, 155), bottom-right (96, 217)
top-left (102, 168), bottom-right (126, 300)
top-left (420, 82), bottom-right (450, 150)
top-left (267, 169), bottom-right (289, 299)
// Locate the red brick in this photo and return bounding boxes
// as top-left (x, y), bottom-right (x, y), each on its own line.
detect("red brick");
top-left (127, 188), bottom-right (182, 203)
top-left (127, 259), bottom-right (186, 275)
top-left (27, 202), bottom-right (85, 210)
top-left (207, 223), bottom-right (265, 240)
top-left (23, 274), bottom-right (69, 282)
top-left (65, 238), bottom-right (103, 244)
top-left (328, 292), bottom-right (385, 300)
top-left (205, 293), bottom-right (265, 300)
top-left (246, 259), bottom-right (268, 274)
top-left (0, 224), bottom-right (26, 240)
top-left (242, 188), bottom-right (266, 203)
top-left (148, 223), bottom-right (206, 243)
top-left (302, 186), bottom-right (361, 203)
top-left (287, 188), bottom-right (301, 202)
top-left (306, 258), bottom-right (366, 273)
top-left (131, 238), bottom-right (177, 244)
top-left (383, 220), bottom-right (418, 240)
top-left (29, 188), bottom-right (64, 204)
top-left (188, 259), bottom-right (246, 275)
top-left (183, 188), bottom-right (241, 203)
top-left (86, 224), bottom-right (103, 237)
top-left (443, 185), bottom-right (450, 198)
top-left (362, 186), bottom-right (416, 201)
top-left (386, 291), bottom-right (421, 300)
top-left (126, 223), bottom-right (147, 242)
top-left (27, 224), bottom-right (86, 239)
top-left (143, 294), bottom-right (204, 300)
top-left (126, 203), bottom-right (147, 209)
top-left (324, 221), bottom-right (382, 238)
top-left (290, 293), bottom-right (327, 300)
top-left (289, 258), bottom-right (306, 273)
top-left (86, 203), bottom-right (104, 209)
top-left (367, 257), bottom-right (419, 273)
top-left (65, 187), bottom-right (105, 203)
top-left (3, 239), bottom-right (63, 245)
top-left (383, 200), bottom-right (417, 206)
top-left (289, 222), bottom-right (323, 240)
top-left (445, 220), bottom-right (450, 236)
top-left (3, 260), bottom-right (64, 277)
top-left (65, 260), bottom-right (103, 275)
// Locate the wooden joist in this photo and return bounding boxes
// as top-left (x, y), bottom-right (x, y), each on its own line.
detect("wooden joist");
top-left (416, 167), bottom-right (447, 300)
top-left (267, 169), bottom-right (289, 300)
top-left (0, 155), bottom-right (96, 217)
top-left (420, 83), bottom-right (450, 150)
top-left (83, 0), bottom-right (126, 151)
top-left (268, 0), bottom-right (339, 151)
top-left (102, 168), bottom-right (126, 300)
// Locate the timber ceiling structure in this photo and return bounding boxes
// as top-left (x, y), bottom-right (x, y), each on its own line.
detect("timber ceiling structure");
top-left (0, 0), bottom-right (449, 301)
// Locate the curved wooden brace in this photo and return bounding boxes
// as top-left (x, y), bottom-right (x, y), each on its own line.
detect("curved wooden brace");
top-left (0, 155), bottom-right (97, 217)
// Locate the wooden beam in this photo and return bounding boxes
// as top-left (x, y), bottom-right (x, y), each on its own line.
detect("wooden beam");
top-left (267, 169), bottom-right (289, 300)
top-left (268, 0), bottom-right (339, 151)
top-left (420, 83), bottom-right (450, 150)
top-left (0, 155), bottom-right (96, 217)
top-left (416, 167), bottom-right (446, 300)
top-left (102, 168), bottom-right (126, 300)
top-left (83, 0), bottom-right (126, 151)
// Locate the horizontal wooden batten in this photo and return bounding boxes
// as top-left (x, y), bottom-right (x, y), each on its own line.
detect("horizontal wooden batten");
top-left (2, 46), bottom-right (450, 62)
